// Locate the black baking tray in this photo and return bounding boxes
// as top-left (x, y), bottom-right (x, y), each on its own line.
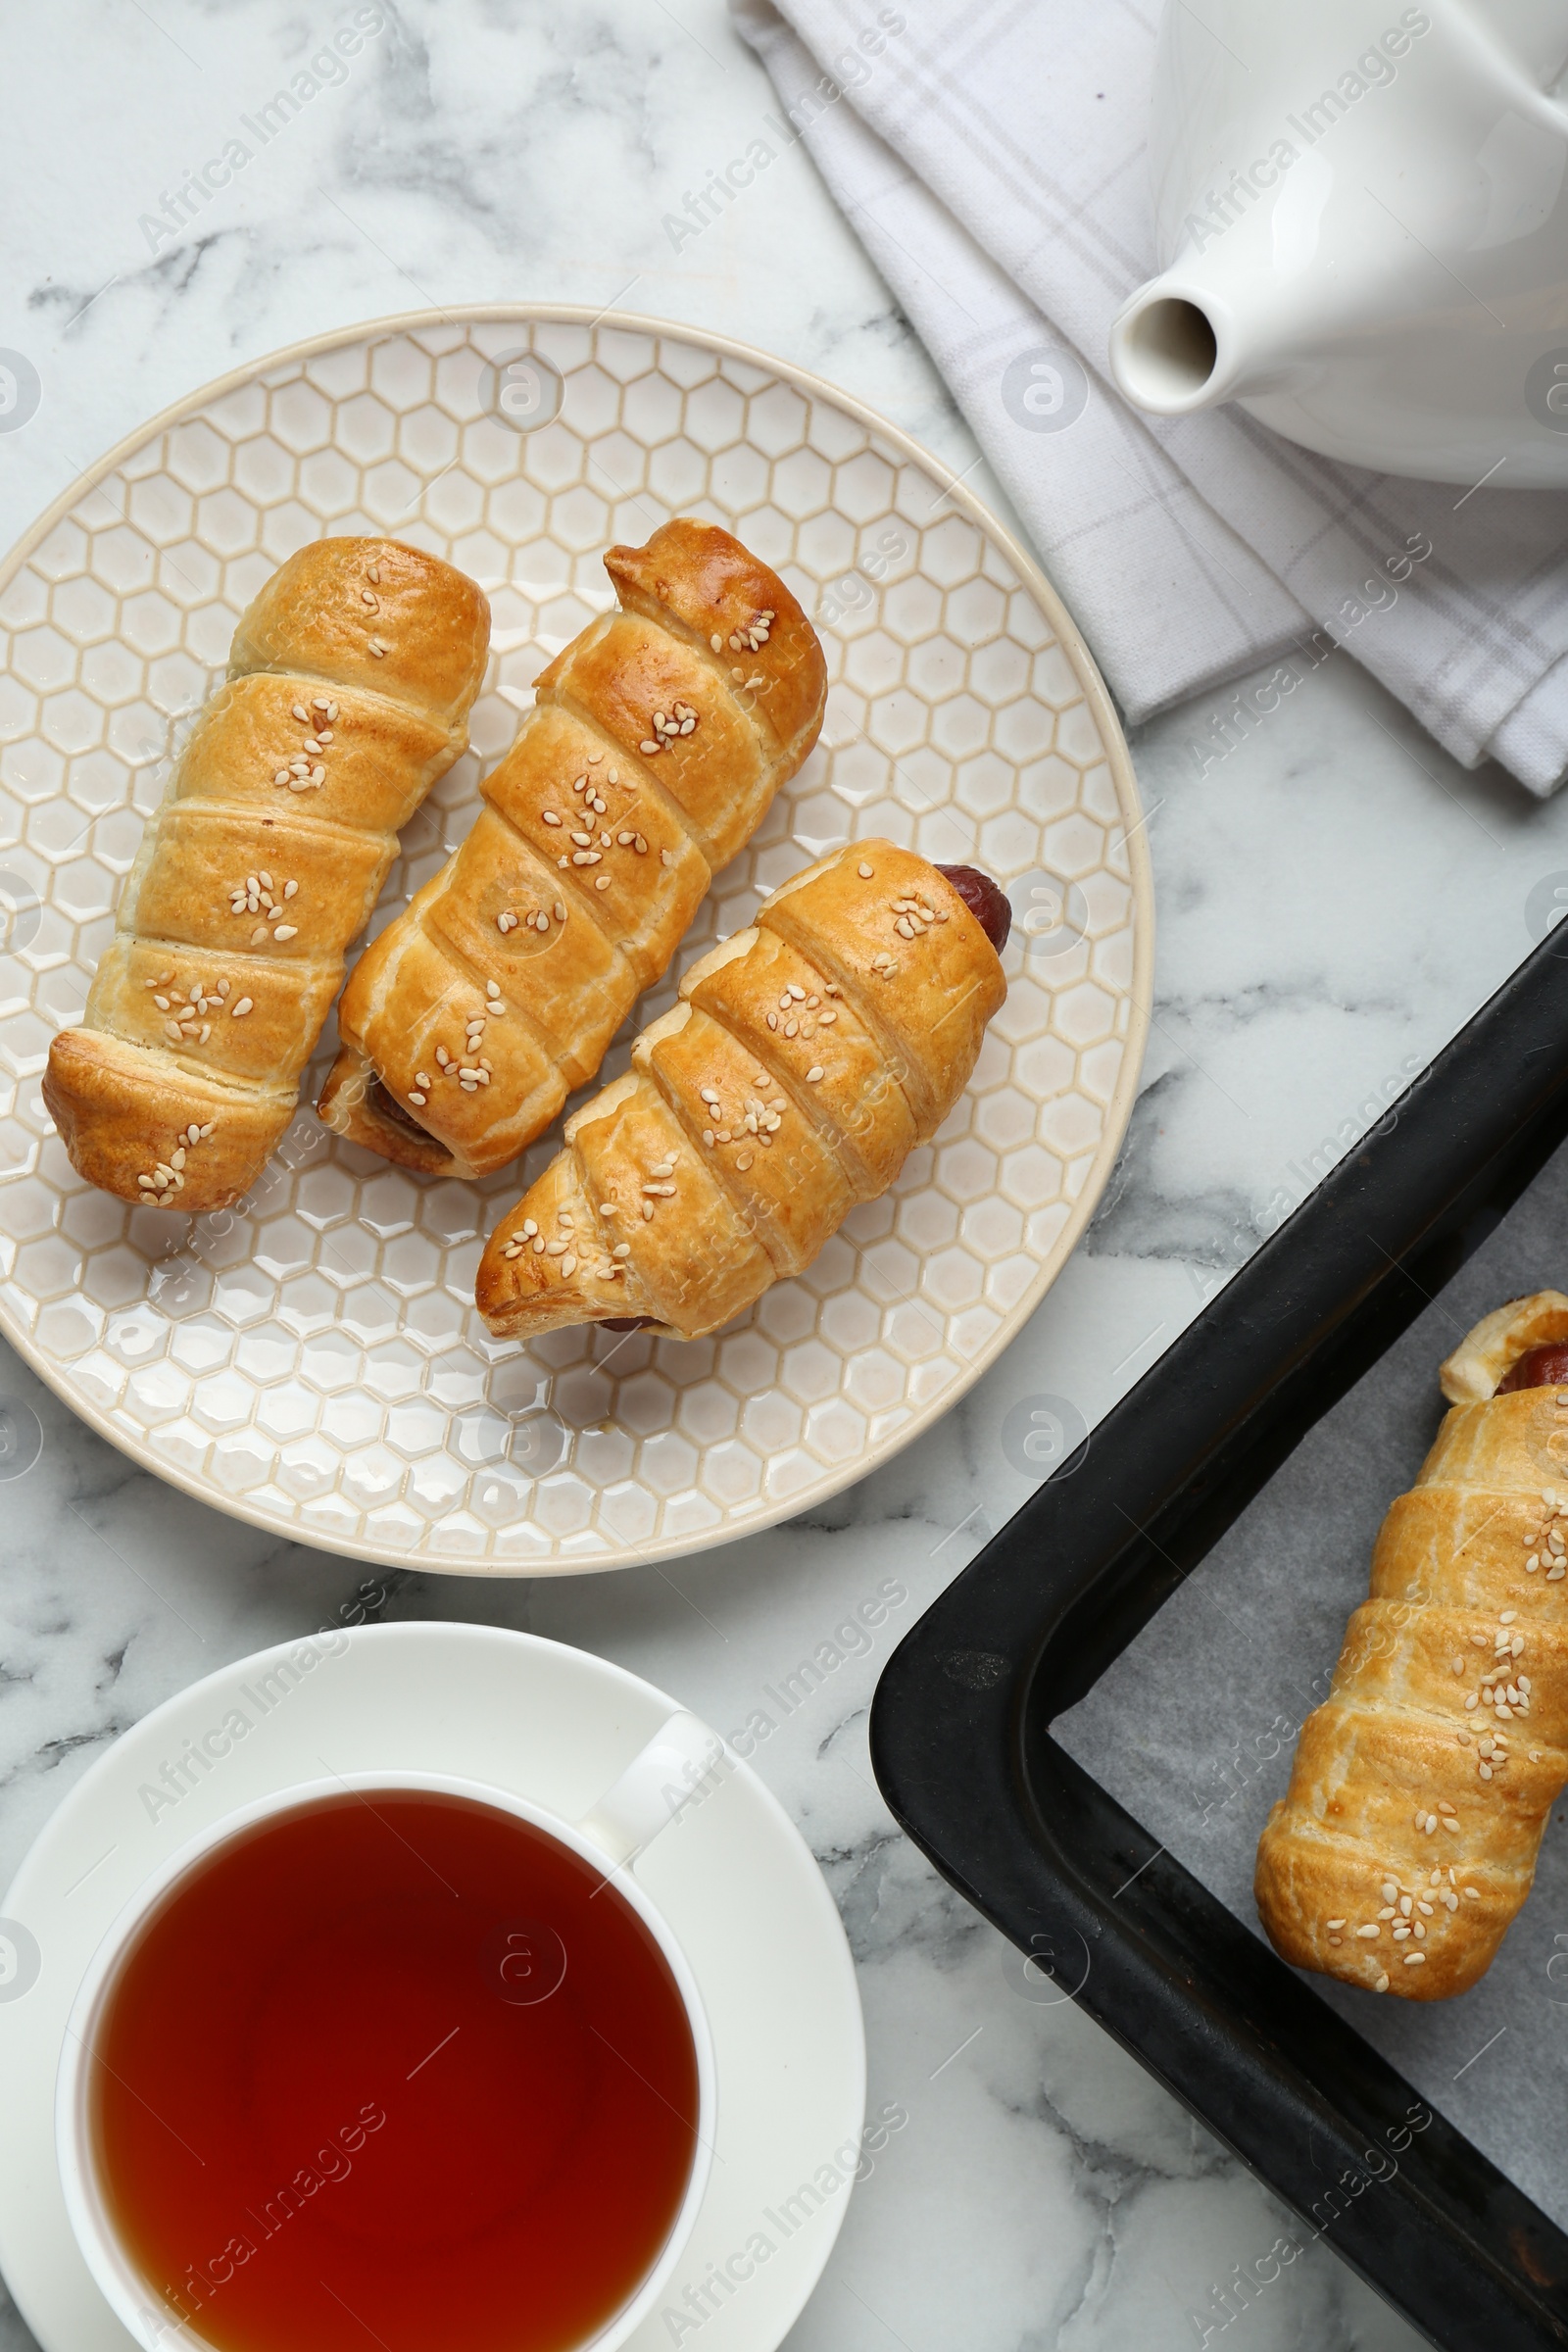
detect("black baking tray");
top-left (869, 921), bottom-right (1568, 2351)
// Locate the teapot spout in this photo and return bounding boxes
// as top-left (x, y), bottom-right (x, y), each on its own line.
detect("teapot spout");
top-left (1108, 283), bottom-right (1226, 415)
top-left (1109, 269), bottom-right (1313, 418)
top-left (1110, 0), bottom-right (1568, 482)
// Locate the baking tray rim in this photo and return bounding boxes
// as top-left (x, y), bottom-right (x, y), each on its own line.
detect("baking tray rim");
top-left (870, 926), bottom-right (1568, 2351)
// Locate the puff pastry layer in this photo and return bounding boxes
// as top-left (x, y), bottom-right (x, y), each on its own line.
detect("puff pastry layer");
top-left (475, 840), bottom-right (1007, 1342)
top-left (318, 518), bottom-right (826, 1179)
top-left (43, 537), bottom-right (489, 1213)
top-left (1256, 1293), bottom-right (1568, 1999)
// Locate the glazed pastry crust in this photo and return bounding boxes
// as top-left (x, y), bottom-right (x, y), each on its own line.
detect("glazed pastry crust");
top-left (227, 535), bottom-right (488, 732)
top-left (44, 1028), bottom-right (296, 1209)
top-left (475, 840), bottom-right (1006, 1342)
top-left (318, 519), bottom-right (827, 1180)
top-left (1439, 1290), bottom-right (1568, 1403)
top-left (42, 537), bottom-right (489, 1213)
top-left (1255, 1295), bottom-right (1568, 2001)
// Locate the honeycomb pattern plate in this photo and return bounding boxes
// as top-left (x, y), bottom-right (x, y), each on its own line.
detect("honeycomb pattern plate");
top-left (0, 309), bottom-right (1152, 1576)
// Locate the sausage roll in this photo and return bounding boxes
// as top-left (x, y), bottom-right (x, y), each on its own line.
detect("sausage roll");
top-left (317, 518), bottom-right (826, 1179)
top-left (1256, 1293), bottom-right (1568, 1998)
top-left (43, 536), bottom-right (490, 1213)
top-left (475, 842), bottom-right (1010, 1342)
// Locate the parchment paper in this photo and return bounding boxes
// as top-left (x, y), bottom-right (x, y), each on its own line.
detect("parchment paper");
top-left (1056, 1135), bottom-right (1568, 2229)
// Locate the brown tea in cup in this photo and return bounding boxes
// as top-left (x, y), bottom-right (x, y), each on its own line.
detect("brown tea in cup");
top-left (88, 1790), bottom-right (700, 2352)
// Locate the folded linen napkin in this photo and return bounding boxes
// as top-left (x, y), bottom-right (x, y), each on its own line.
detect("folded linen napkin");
top-left (733, 0), bottom-right (1568, 794)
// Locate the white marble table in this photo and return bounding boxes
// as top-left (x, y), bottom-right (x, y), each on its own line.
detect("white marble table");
top-left (2, 4), bottom-right (1561, 2347)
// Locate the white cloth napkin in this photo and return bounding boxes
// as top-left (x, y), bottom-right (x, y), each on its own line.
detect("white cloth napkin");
top-left (733, 0), bottom-right (1568, 794)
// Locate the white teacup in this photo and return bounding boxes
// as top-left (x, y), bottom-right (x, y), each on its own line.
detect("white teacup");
top-left (56, 1712), bottom-right (727, 2352)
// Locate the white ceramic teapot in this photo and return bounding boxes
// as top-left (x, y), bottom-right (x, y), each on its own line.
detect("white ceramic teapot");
top-left (1108, 0), bottom-right (1568, 485)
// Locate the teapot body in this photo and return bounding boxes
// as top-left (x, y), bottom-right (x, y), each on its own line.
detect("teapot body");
top-left (1109, 0), bottom-right (1568, 485)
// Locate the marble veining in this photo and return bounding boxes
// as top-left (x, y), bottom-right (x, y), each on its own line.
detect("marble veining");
top-left (5, 1), bottom-right (1568, 2345)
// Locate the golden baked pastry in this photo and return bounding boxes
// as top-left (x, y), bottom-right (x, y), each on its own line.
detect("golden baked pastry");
top-left (316, 518), bottom-right (826, 1179)
top-left (474, 841), bottom-right (1010, 1343)
top-left (1255, 1293), bottom-right (1568, 2000)
top-left (42, 537), bottom-right (490, 1214)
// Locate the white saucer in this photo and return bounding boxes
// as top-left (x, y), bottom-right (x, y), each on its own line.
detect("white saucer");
top-left (0, 1624), bottom-right (865, 2352)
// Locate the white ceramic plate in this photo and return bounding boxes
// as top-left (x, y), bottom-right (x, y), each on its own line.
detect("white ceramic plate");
top-left (0, 1621), bottom-right (865, 2352)
top-left (0, 307), bottom-right (1152, 1572)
